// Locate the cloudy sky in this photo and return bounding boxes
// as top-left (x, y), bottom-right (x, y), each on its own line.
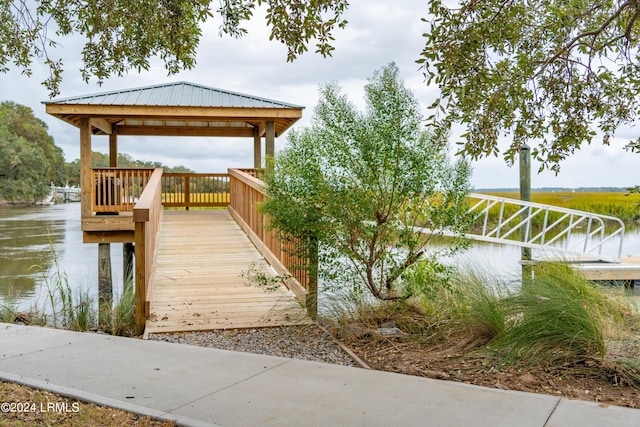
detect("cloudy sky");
top-left (1, 1), bottom-right (638, 189)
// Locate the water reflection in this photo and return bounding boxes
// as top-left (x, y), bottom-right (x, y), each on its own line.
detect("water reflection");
top-left (0, 206), bottom-right (65, 302)
top-left (0, 203), bottom-right (123, 310)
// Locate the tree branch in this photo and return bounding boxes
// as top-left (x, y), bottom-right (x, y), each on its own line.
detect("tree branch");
top-left (537, 0), bottom-right (635, 74)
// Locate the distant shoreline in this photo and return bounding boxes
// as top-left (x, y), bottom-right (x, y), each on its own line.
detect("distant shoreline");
top-left (475, 187), bottom-right (630, 193)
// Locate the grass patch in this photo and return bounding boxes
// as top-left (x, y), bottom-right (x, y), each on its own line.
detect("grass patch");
top-left (493, 263), bottom-right (626, 366)
top-left (2, 243), bottom-right (137, 337)
top-left (99, 277), bottom-right (136, 336)
top-left (329, 260), bottom-right (640, 387)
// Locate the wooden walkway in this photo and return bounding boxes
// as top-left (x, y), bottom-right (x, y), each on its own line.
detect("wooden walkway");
top-left (145, 210), bottom-right (312, 334)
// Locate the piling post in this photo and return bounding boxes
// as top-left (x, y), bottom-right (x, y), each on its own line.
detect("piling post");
top-left (123, 243), bottom-right (134, 286)
top-left (98, 243), bottom-right (113, 323)
top-left (519, 144), bottom-right (532, 284)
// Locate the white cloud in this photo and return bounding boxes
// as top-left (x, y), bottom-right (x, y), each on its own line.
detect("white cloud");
top-left (1, 0), bottom-right (638, 188)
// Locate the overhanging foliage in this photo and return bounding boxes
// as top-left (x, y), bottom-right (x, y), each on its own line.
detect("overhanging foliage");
top-left (420, 0), bottom-right (640, 172)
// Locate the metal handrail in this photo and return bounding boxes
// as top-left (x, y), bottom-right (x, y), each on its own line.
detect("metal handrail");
top-left (464, 193), bottom-right (625, 263)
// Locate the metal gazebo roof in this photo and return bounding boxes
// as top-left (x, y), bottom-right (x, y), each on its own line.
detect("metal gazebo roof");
top-left (44, 81), bottom-right (304, 137)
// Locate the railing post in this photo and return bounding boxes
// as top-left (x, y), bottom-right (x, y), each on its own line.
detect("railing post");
top-left (306, 236), bottom-right (319, 319)
top-left (132, 168), bottom-right (163, 336)
top-left (134, 221), bottom-right (146, 335)
top-left (185, 175), bottom-right (191, 210)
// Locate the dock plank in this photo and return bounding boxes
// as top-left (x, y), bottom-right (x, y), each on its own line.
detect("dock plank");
top-left (145, 210), bottom-right (312, 334)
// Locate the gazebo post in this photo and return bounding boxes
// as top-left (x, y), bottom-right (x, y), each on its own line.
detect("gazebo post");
top-left (110, 123), bottom-right (135, 299)
top-left (96, 124), bottom-right (120, 317)
top-left (253, 127), bottom-right (262, 168)
top-left (79, 118), bottom-right (92, 219)
top-left (109, 124), bottom-right (118, 167)
top-left (265, 120), bottom-right (275, 173)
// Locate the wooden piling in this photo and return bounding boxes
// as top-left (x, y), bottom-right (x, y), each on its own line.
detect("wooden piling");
top-left (98, 243), bottom-right (113, 319)
top-left (519, 144), bottom-right (532, 284)
top-left (123, 242), bottom-right (134, 285)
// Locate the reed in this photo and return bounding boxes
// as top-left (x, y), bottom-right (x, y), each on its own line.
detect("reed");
top-left (39, 254), bottom-right (96, 331)
top-left (99, 273), bottom-right (136, 336)
top-left (16, 240), bottom-right (137, 336)
top-left (493, 264), bottom-right (622, 364)
top-left (0, 300), bottom-right (18, 323)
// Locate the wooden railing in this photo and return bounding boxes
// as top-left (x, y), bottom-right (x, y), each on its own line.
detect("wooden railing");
top-left (228, 168), bottom-right (316, 317)
top-left (133, 168), bottom-right (163, 335)
top-left (91, 169), bottom-right (233, 214)
top-left (236, 168), bottom-right (265, 180)
top-left (162, 173), bottom-right (230, 208)
top-left (92, 168), bottom-right (155, 213)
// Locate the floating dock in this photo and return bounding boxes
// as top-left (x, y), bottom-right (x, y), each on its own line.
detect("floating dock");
top-left (575, 256), bottom-right (640, 283)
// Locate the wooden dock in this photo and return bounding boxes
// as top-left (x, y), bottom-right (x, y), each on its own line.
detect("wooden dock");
top-left (144, 210), bottom-right (312, 335)
top-left (575, 256), bottom-right (640, 283)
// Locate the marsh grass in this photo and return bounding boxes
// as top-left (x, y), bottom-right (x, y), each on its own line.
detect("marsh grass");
top-left (2, 241), bottom-right (137, 336)
top-left (99, 275), bottom-right (136, 336)
top-left (331, 260), bottom-right (640, 384)
top-left (0, 300), bottom-right (18, 323)
top-left (34, 245), bottom-right (96, 331)
top-left (492, 263), bottom-right (626, 365)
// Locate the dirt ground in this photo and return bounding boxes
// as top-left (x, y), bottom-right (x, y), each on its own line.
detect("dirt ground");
top-left (0, 380), bottom-right (175, 426)
top-left (348, 337), bottom-right (640, 410)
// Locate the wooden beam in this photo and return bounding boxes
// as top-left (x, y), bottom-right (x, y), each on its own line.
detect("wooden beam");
top-left (134, 221), bottom-right (146, 335)
top-left (80, 118), bottom-right (92, 219)
top-left (115, 126), bottom-right (255, 137)
top-left (90, 118), bottom-right (113, 135)
top-left (46, 104), bottom-right (303, 120)
top-left (83, 231), bottom-right (135, 244)
top-left (257, 122), bottom-right (266, 137)
top-left (82, 215), bottom-right (135, 232)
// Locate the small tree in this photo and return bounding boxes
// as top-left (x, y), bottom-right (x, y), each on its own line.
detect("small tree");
top-left (262, 63), bottom-right (472, 301)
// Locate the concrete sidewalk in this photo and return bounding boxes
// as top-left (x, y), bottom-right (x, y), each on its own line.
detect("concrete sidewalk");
top-left (0, 323), bottom-right (638, 427)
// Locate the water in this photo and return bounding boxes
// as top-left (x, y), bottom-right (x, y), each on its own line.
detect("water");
top-left (1, 203), bottom-right (639, 311)
top-left (0, 203), bottom-right (124, 311)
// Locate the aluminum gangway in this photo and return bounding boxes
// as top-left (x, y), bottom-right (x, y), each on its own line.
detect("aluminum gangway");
top-left (417, 193), bottom-right (626, 264)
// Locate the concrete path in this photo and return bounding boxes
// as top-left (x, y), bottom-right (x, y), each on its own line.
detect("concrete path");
top-left (1, 323), bottom-right (638, 427)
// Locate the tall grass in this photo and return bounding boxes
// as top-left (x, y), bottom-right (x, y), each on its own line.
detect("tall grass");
top-left (0, 300), bottom-right (19, 323)
top-left (333, 260), bottom-right (639, 382)
top-left (38, 248), bottom-right (96, 331)
top-left (493, 264), bottom-right (628, 365)
top-left (3, 241), bottom-right (138, 336)
top-left (99, 274), bottom-right (136, 336)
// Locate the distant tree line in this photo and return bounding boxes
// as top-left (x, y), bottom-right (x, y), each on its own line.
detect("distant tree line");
top-left (0, 101), bottom-right (193, 203)
top-left (0, 101), bottom-right (65, 202)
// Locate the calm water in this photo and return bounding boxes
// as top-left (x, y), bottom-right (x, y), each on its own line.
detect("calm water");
top-left (0, 202), bottom-right (124, 310)
top-left (1, 202), bottom-right (639, 311)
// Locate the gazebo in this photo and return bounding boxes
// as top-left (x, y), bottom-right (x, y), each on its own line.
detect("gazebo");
top-left (43, 82), bottom-right (313, 334)
top-left (44, 81), bottom-right (303, 238)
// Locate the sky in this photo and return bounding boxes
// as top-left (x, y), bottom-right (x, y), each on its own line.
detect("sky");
top-left (0, 1), bottom-right (638, 190)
